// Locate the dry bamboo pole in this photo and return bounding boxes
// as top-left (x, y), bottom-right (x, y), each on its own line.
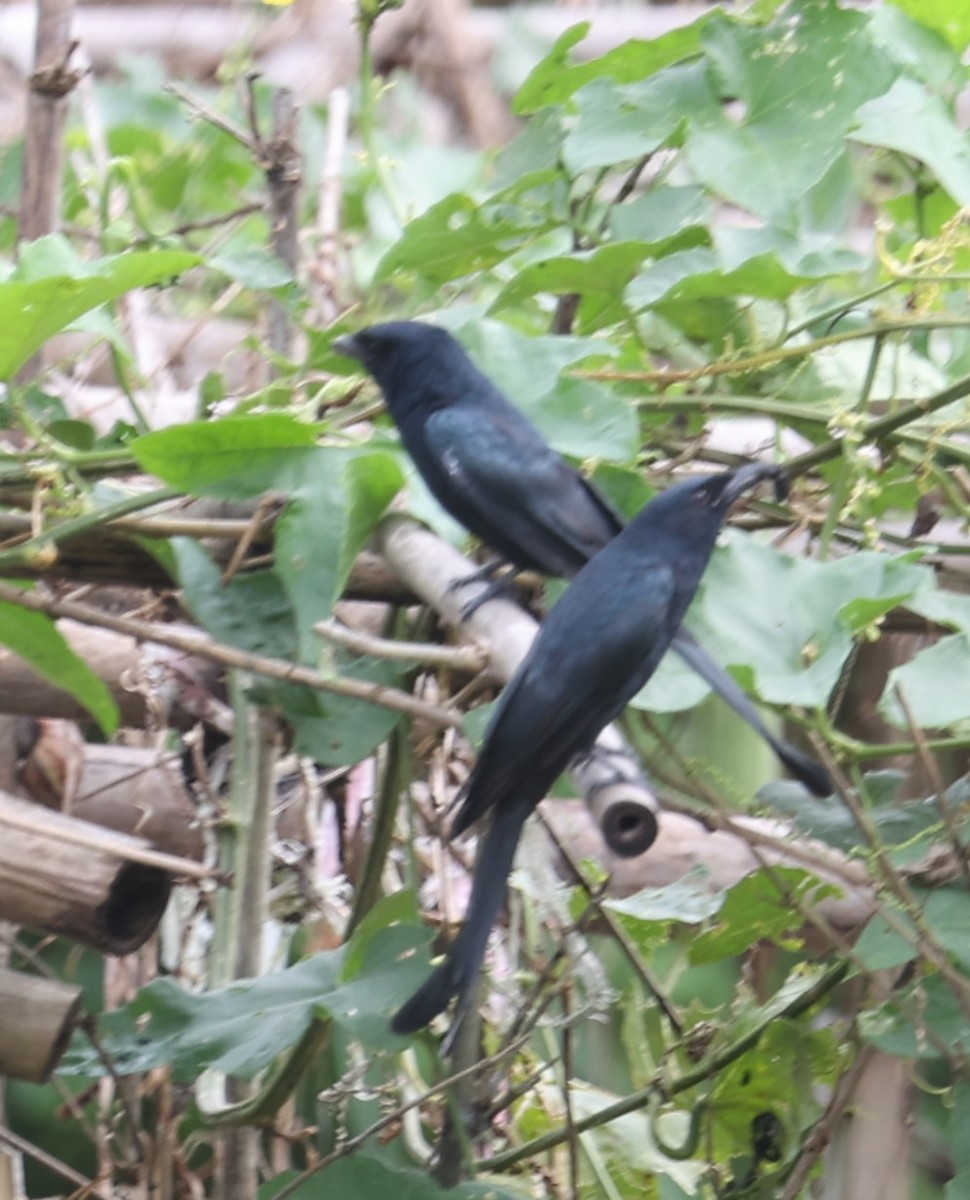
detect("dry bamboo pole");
top-left (0, 791), bottom-right (198, 954)
top-left (0, 967), bottom-right (82, 1083)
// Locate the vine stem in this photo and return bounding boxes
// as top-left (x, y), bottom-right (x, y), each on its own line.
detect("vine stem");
top-left (480, 960), bottom-right (850, 1172)
top-left (356, 11), bottom-right (406, 229)
top-left (0, 485), bottom-right (180, 570)
top-left (584, 317), bottom-right (970, 388)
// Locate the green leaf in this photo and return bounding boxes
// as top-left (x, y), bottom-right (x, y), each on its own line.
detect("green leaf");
top-left (455, 322), bottom-right (633, 461)
top-left (0, 240), bottom-right (199, 379)
top-left (859, 887), bottom-right (970, 973)
top-left (375, 194), bottom-right (552, 286)
top-left (851, 77), bottom-right (970, 205)
top-left (608, 184), bottom-right (712, 248)
top-left (561, 75), bottom-right (686, 175)
top-left (885, 0), bottom-right (970, 52)
top-left (131, 415), bottom-right (318, 497)
top-left (853, 909), bottom-right (915, 971)
top-left (173, 542), bottom-right (299, 661)
top-left (863, 972), bottom-right (970, 1059)
top-left (210, 248), bottom-right (295, 290)
top-left (759, 773), bottom-right (947, 860)
top-left (514, 15), bottom-right (715, 114)
top-left (606, 873), bottom-right (726, 925)
top-left (625, 227), bottom-right (863, 313)
top-left (490, 241), bottom-right (653, 312)
top-left (62, 894), bottom-right (431, 1080)
top-left (261, 1152), bottom-right (532, 1200)
top-left (685, 4), bottom-right (897, 219)
top-left (880, 634), bottom-right (970, 730)
top-left (275, 448), bottom-right (404, 660)
top-left (689, 868), bottom-right (834, 965)
top-left (278, 659), bottom-right (406, 768)
top-left (637, 536), bottom-right (930, 712)
top-left (0, 600), bottom-right (118, 734)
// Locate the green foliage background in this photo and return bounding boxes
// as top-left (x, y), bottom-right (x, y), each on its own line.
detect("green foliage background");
top-left (5, 0), bottom-right (970, 1196)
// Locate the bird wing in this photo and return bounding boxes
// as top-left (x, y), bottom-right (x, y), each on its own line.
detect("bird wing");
top-left (423, 406), bottom-right (621, 573)
top-left (451, 557), bottom-right (678, 834)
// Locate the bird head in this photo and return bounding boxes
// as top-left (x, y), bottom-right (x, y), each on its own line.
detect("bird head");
top-left (642, 462), bottom-right (789, 543)
top-left (333, 322), bottom-right (467, 416)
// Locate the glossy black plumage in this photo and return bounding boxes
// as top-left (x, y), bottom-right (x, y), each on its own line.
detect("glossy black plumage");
top-left (391, 464), bottom-right (788, 1040)
top-left (336, 321), bottom-right (829, 798)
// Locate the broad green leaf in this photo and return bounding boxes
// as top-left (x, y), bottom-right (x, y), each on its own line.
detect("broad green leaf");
top-left (626, 228), bottom-right (863, 313)
top-left (907, 587), bottom-right (970, 635)
top-left (854, 909), bottom-right (915, 971)
top-left (275, 448), bottom-right (404, 660)
top-left (885, 0), bottom-right (970, 52)
top-left (708, 1019), bottom-right (839, 1161)
top-left (172, 542), bottom-right (299, 661)
top-left (606, 874), bottom-right (726, 925)
top-left (0, 600), bottom-right (118, 733)
top-left (62, 893), bottom-right (430, 1079)
top-left (277, 659), bottom-right (406, 767)
top-left (870, 5), bottom-right (966, 87)
top-left (131, 415), bottom-right (318, 497)
top-left (689, 867), bottom-right (833, 964)
top-left (0, 241), bottom-right (199, 379)
top-left (210, 248), bottom-right (295, 289)
top-left (759, 774), bottom-right (948, 860)
top-left (863, 972), bottom-right (970, 1059)
top-left (490, 109), bottom-right (566, 194)
top-left (490, 241), bottom-right (654, 313)
top-left (851, 77), bottom-right (970, 206)
top-left (261, 1153), bottom-right (532, 1200)
top-left (685, 4), bottom-right (897, 219)
top-left (514, 15), bottom-right (715, 114)
top-left (609, 184), bottom-right (712, 247)
top-left (637, 536), bottom-right (930, 712)
top-left (455, 322), bottom-right (633, 461)
top-left (880, 635), bottom-right (970, 730)
top-left (561, 74), bottom-right (690, 175)
top-left (375, 194), bottom-right (552, 286)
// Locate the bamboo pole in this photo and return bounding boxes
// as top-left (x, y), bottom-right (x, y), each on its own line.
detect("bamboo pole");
top-left (0, 791), bottom-right (181, 954)
top-left (0, 967), bottom-right (81, 1082)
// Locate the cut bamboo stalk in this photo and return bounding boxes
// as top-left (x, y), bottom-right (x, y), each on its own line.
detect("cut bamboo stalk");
top-left (0, 790), bottom-right (181, 954)
top-left (0, 967), bottom-right (82, 1082)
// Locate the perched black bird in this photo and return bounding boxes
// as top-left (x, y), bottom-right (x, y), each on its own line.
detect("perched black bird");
top-left (391, 463), bottom-right (789, 1040)
top-left (335, 321), bottom-right (828, 797)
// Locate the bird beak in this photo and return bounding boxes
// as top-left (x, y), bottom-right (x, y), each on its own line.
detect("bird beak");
top-left (721, 462), bottom-right (789, 508)
top-left (332, 333), bottom-right (360, 360)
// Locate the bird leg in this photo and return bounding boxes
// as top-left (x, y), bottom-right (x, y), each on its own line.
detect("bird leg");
top-left (446, 559), bottom-right (524, 620)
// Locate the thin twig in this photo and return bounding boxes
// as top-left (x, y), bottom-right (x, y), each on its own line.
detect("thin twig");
top-left (167, 81), bottom-right (253, 148)
top-left (221, 494), bottom-right (280, 585)
top-left (315, 617), bottom-right (487, 672)
top-left (0, 580), bottom-right (461, 729)
top-left (812, 738), bottom-right (970, 1016)
top-left (778, 1045), bottom-right (875, 1200)
top-left (482, 959), bottom-right (850, 1172)
top-left (309, 85), bottom-right (350, 324)
top-left (561, 986), bottom-right (580, 1200)
top-left (0, 1123), bottom-right (111, 1199)
top-left (539, 810), bottom-right (684, 1035)
top-left (270, 1029), bottom-right (535, 1200)
top-left (893, 685), bottom-right (970, 889)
